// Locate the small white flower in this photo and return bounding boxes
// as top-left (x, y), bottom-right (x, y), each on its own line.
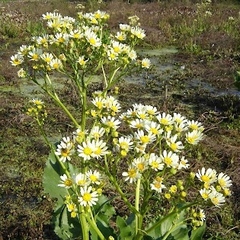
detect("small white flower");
top-left (85, 29), bottom-right (101, 47)
top-left (209, 187), bottom-right (226, 207)
top-left (160, 150), bottom-right (179, 168)
top-left (10, 54), bottom-right (24, 66)
top-left (196, 167), bottom-right (217, 185)
top-left (122, 166), bottom-right (141, 183)
top-left (217, 172), bottom-right (232, 189)
top-left (186, 130), bottom-right (204, 145)
top-left (166, 134), bottom-right (184, 152)
top-left (133, 157), bottom-right (148, 172)
top-left (75, 173), bottom-right (88, 186)
top-left (148, 153), bottom-right (164, 171)
top-left (141, 58), bottom-right (151, 69)
top-left (156, 113), bottom-right (173, 126)
top-left (178, 156), bottom-right (189, 170)
top-left (58, 174), bottom-right (73, 189)
top-left (150, 176), bottom-right (166, 193)
top-left (86, 170), bottom-right (101, 185)
top-left (55, 137), bottom-right (74, 162)
top-left (101, 116), bottom-right (121, 130)
top-left (78, 186), bottom-right (99, 207)
top-left (134, 130), bottom-right (156, 145)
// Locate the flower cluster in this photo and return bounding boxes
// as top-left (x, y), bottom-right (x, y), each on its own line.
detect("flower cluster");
top-left (58, 169), bottom-right (103, 215)
top-left (196, 167), bottom-right (232, 207)
top-left (55, 94), bottom-right (222, 215)
top-left (26, 98), bottom-right (47, 123)
top-left (10, 10), bottom-right (150, 83)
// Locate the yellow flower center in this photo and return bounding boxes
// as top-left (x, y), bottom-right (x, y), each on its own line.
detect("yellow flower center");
top-left (201, 175), bottom-right (210, 182)
top-left (160, 118), bottom-right (169, 125)
top-left (150, 128), bottom-right (158, 135)
top-left (90, 175), bottom-right (97, 182)
top-left (218, 179), bottom-right (226, 187)
top-left (94, 147), bottom-right (102, 155)
top-left (170, 142), bottom-right (177, 151)
top-left (151, 161), bottom-right (159, 169)
top-left (140, 135), bottom-right (150, 144)
top-left (83, 147), bottom-right (92, 156)
top-left (89, 38), bottom-right (96, 45)
top-left (128, 169), bottom-right (137, 178)
top-left (211, 197), bottom-right (219, 206)
top-left (32, 54), bottom-right (39, 61)
top-left (137, 163), bottom-right (144, 172)
top-left (83, 192), bottom-right (92, 202)
top-left (64, 179), bottom-right (73, 187)
top-left (61, 148), bottom-right (70, 157)
top-left (164, 157), bottom-right (172, 166)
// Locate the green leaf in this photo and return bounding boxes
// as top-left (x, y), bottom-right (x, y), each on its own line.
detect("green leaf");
top-left (116, 216), bottom-right (135, 240)
top-left (160, 213), bottom-right (176, 236)
top-left (94, 194), bottom-right (116, 222)
top-left (43, 151), bottom-right (66, 201)
top-left (53, 202), bottom-right (82, 240)
top-left (190, 223), bottom-right (206, 240)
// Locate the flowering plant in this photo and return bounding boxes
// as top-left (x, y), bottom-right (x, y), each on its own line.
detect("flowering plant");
top-left (11, 9), bottom-right (232, 240)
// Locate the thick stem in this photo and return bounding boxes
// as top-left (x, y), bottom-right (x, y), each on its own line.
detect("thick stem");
top-left (79, 209), bottom-right (89, 240)
top-left (81, 83), bottom-right (87, 130)
top-left (85, 211), bottom-right (105, 240)
top-left (135, 178), bottom-right (141, 235)
top-left (46, 90), bottom-right (79, 128)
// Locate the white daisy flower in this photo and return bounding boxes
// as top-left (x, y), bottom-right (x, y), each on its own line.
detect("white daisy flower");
top-left (186, 130), bottom-right (204, 145)
top-left (77, 140), bottom-right (94, 161)
top-left (160, 150), bottom-right (179, 169)
top-left (196, 167), bottom-right (217, 185)
top-left (133, 157), bottom-right (148, 173)
top-left (101, 116), bottom-right (121, 130)
top-left (217, 172), bottom-right (232, 189)
top-left (86, 170), bottom-right (101, 185)
top-left (90, 126), bottom-right (105, 140)
top-left (78, 186), bottom-right (99, 207)
top-left (148, 153), bottom-right (164, 171)
top-left (92, 139), bottom-right (108, 159)
top-left (55, 137), bottom-right (74, 162)
top-left (156, 113), bottom-right (173, 126)
top-left (145, 121), bottom-right (163, 136)
top-left (75, 173), bottom-right (88, 186)
top-left (122, 166), bottom-right (141, 183)
top-left (150, 176), bottom-right (166, 193)
top-left (187, 120), bottom-right (204, 131)
top-left (209, 187), bottom-right (226, 207)
top-left (130, 26), bottom-right (146, 39)
top-left (85, 29), bottom-right (101, 47)
top-left (141, 58), bottom-right (151, 69)
top-left (178, 156), bottom-right (189, 170)
top-left (58, 174), bottom-right (73, 189)
top-left (134, 130), bottom-right (156, 145)
top-left (199, 188), bottom-right (211, 201)
top-left (166, 134), bottom-right (184, 152)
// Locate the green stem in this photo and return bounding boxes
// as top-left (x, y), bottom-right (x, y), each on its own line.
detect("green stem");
top-left (104, 156), bottom-right (138, 215)
top-left (80, 79), bottom-right (87, 130)
top-left (46, 90), bottom-right (79, 128)
top-left (79, 208), bottom-right (89, 240)
top-left (135, 178), bottom-right (141, 234)
top-left (85, 210), bottom-right (105, 240)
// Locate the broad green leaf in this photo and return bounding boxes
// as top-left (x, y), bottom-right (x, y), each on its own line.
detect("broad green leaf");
top-left (190, 223), bottom-right (206, 240)
top-left (160, 213), bottom-right (176, 236)
top-left (43, 151), bottom-right (66, 201)
top-left (116, 216), bottom-right (135, 240)
top-left (170, 210), bottom-right (189, 240)
top-left (53, 202), bottom-right (82, 239)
